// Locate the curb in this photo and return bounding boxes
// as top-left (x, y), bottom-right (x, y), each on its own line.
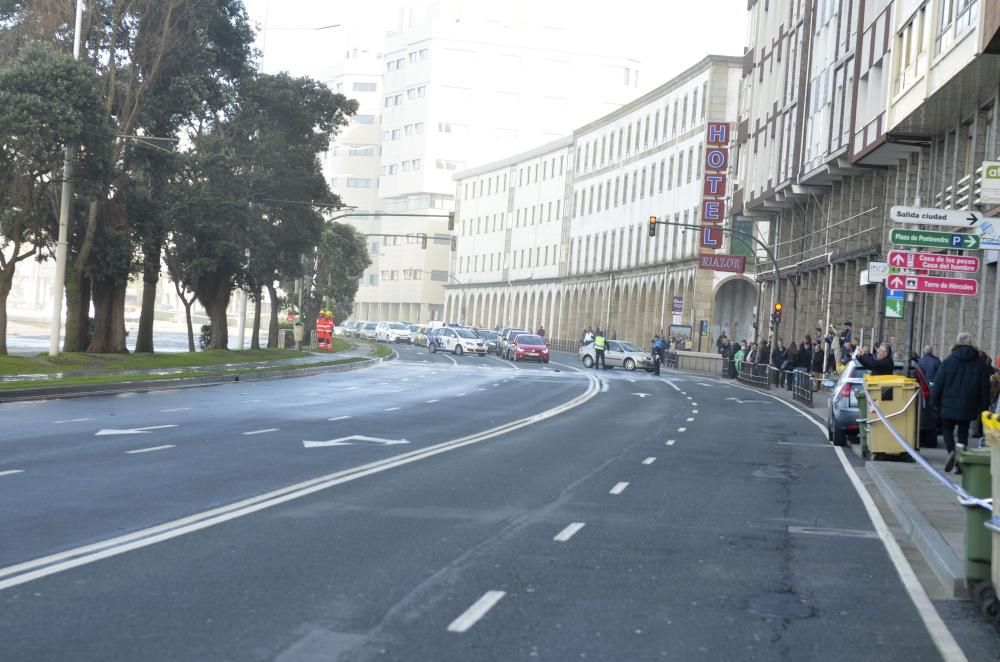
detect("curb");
top-left (0, 351), bottom-right (396, 404)
top-left (865, 460), bottom-right (967, 598)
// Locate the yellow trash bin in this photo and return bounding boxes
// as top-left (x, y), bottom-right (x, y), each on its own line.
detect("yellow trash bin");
top-left (982, 412), bottom-right (1000, 591)
top-left (863, 375), bottom-right (920, 459)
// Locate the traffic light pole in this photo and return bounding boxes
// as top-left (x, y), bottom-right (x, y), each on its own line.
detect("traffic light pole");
top-left (650, 219), bottom-right (786, 342)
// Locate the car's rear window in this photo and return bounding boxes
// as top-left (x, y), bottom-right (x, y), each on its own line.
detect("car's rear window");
top-left (457, 329), bottom-right (478, 338)
top-left (365, 323), bottom-right (376, 329)
top-left (517, 335), bottom-right (543, 345)
top-left (389, 323), bottom-right (407, 330)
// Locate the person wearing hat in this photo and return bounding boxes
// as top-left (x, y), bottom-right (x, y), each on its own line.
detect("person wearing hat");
top-left (838, 322), bottom-right (853, 364)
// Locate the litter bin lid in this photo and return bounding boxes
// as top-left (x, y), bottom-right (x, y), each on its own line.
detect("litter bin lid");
top-left (863, 375), bottom-right (916, 388)
top-left (958, 447), bottom-right (991, 465)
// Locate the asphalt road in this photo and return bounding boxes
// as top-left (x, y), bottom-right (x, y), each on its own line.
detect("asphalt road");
top-left (0, 342), bottom-right (995, 660)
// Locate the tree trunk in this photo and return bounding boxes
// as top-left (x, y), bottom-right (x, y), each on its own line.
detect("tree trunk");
top-left (63, 270), bottom-right (91, 353)
top-left (266, 283), bottom-right (279, 348)
top-left (0, 270), bottom-right (11, 356)
top-left (135, 246), bottom-right (159, 353)
top-left (87, 279), bottom-right (128, 353)
top-left (196, 272), bottom-right (232, 350)
top-left (183, 299), bottom-right (195, 352)
top-left (250, 287), bottom-right (262, 350)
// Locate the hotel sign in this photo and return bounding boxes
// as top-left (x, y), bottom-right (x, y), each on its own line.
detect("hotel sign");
top-left (700, 122), bottom-right (730, 250)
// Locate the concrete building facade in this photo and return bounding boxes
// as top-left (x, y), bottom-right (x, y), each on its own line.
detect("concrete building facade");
top-left (734, 0), bottom-right (1000, 358)
top-left (446, 55), bottom-right (748, 350)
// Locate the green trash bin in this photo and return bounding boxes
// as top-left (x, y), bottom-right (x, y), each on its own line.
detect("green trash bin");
top-left (960, 447), bottom-right (992, 583)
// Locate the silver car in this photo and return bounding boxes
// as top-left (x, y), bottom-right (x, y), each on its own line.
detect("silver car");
top-left (578, 340), bottom-right (654, 371)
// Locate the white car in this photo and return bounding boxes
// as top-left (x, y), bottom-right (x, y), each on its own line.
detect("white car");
top-left (435, 327), bottom-right (487, 356)
top-left (360, 321), bottom-right (378, 340)
top-left (376, 322), bottom-right (413, 343)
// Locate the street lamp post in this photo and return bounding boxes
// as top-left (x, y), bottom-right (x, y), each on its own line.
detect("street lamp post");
top-left (49, 0), bottom-right (85, 356)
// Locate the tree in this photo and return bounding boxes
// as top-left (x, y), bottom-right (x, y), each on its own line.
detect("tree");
top-left (0, 41), bottom-right (109, 354)
top-left (297, 223), bottom-right (371, 339)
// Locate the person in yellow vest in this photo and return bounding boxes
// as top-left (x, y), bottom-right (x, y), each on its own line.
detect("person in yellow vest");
top-left (593, 329), bottom-right (607, 370)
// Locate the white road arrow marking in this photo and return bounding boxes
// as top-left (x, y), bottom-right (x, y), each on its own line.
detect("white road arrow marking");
top-left (95, 425), bottom-right (178, 437)
top-left (303, 435), bottom-right (410, 448)
top-left (632, 393), bottom-right (651, 398)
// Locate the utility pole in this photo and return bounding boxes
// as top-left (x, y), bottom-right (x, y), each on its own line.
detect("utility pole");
top-left (49, 0), bottom-right (85, 356)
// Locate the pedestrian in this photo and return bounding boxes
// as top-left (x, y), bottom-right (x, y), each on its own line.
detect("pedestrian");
top-left (856, 343), bottom-right (894, 375)
top-left (717, 334), bottom-right (727, 353)
top-left (918, 345), bottom-right (941, 383)
top-left (811, 343), bottom-right (825, 391)
top-left (785, 341), bottom-right (798, 388)
top-left (593, 329), bottom-right (607, 369)
top-left (935, 333), bottom-right (992, 474)
top-left (734, 343), bottom-right (746, 372)
top-left (796, 339), bottom-right (812, 372)
top-left (758, 340), bottom-right (771, 367)
top-left (537, 324), bottom-right (545, 338)
top-left (652, 334), bottom-right (665, 376)
top-left (583, 327), bottom-right (594, 346)
top-left (839, 322), bottom-right (853, 363)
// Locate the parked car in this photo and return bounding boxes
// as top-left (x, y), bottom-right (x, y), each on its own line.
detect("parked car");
top-left (348, 321), bottom-right (365, 337)
top-left (509, 334), bottom-right (549, 363)
top-left (499, 328), bottom-right (531, 358)
top-left (376, 321), bottom-right (413, 343)
top-left (477, 330), bottom-right (499, 353)
top-left (435, 327), bottom-right (487, 355)
top-left (335, 320), bottom-right (351, 336)
top-left (578, 340), bottom-right (653, 371)
top-left (361, 321), bottom-right (378, 340)
top-left (825, 358), bottom-right (929, 447)
top-left (413, 327), bottom-right (430, 347)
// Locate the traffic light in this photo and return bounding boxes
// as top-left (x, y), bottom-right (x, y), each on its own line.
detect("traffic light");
top-left (771, 302), bottom-right (783, 325)
top-left (447, 212), bottom-right (455, 231)
top-left (648, 216), bottom-right (657, 237)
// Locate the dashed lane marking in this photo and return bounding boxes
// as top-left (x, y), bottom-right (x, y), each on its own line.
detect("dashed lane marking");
top-left (54, 418), bottom-right (92, 424)
top-left (160, 408), bottom-right (191, 413)
top-left (328, 416), bottom-right (351, 422)
top-left (686, 417), bottom-right (695, 422)
top-left (384, 407), bottom-right (401, 412)
top-left (666, 440), bottom-right (676, 446)
top-left (0, 470), bottom-right (24, 477)
top-left (609, 482), bottom-right (629, 495)
top-left (243, 429), bottom-right (278, 435)
top-left (692, 410), bottom-right (699, 414)
top-left (553, 522), bottom-right (586, 542)
top-left (677, 427), bottom-right (687, 432)
top-left (447, 591), bottom-right (506, 633)
top-left (426, 399), bottom-right (439, 404)
top-left (642, 457), bottom-right (656, 465)
top-left (126, 445), bottom-right (175, 455)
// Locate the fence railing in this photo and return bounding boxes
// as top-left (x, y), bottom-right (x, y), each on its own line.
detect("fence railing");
top-left (721, 358), bottom-right (734, 378)
top-left (790, 369), bottom-right (814, 406)
top-left (737, 362), bottom-right (770, 389)
top-left (664, 352), bottom-right (679, 369)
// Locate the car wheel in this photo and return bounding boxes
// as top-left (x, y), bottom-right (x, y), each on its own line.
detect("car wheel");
top-left (582, 355), bottom-right (594, 368)
top-left (429, 344), bottom-right (436, 353)
top-left (623, 358), bottom-right (636, 371)
top-left (455, 345), bottom-right (463, 356)
top-left (832, 427), bottom-right (847, 447)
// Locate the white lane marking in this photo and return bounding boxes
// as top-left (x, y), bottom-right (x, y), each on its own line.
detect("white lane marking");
top-left (447, 591), bottom-right (506, 633)
top-left (664, 381), bottom-right (682, 392)
top-left (628, 378), bottom-right (636, 383)
top-left (126, 445), bottom-right (175, 455)
top-left (610, 482), bottom-right (629, 495)
top-left (477, 388), bottom-right (487, 391)
top-left (601, 379), bottom-right (609, 393)
top-left (95, 425), bottom-right (178, 437)
top-left (642, 457), bottom-right (656, 465)
top-left (54, 418), bottom-right (92, 424)
top-left (304, 392), bottom-right (319, 396)
top-left (686, 417), bottom-right (695, 422)
top-left (426, 399), bottom-right (439, 404)
top-left (553, 522), bottom-right (586, 542)
top-left (681, 391), bottom-right (687, 395)
top-left (666, 440), bottom-right (676, 446)
top-left (686, 396), bottom-right (692, 400)
top-left (243, 428), bottom-right (278, 435)
top-left (244, 399), bottom-right (261, 404)
top-left (402, 378), bottom-right (410, 382)
top-left (692, 410), bottom-right (698, 414)
top-left (456, 393), bottom-right (466, 397)
top-left (0, 370), bottom-right (600, 593)
top-left (677, 427), bottom-right (687, 432)
top-left (384, 407), bottom-right (401, 412)
top-left (707, 375), bottom-right (966, 662)
top-left (343, 386), bottom-right (359, 391)
top-left (492, 383), bottom-right (500, 387)
top-left (0, 470), bottom-right (24, 477)
top-left (692, 402), bottom-right (698, 406)
top-left (160, 408), bottom-right (191, 413)
top-left (328, 415), bottom-right (351, 422)
top-left (778, 441), bottom-right (831, 448)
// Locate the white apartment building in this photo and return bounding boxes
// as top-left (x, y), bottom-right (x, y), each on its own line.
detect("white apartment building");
top-left (446, 55), bottom-right (749, 348)
top-left (344, 1), bottom-right (642, 324)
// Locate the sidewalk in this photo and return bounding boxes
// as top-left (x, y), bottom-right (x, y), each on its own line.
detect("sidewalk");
top-left (724, 370), bottom-right (969, 598)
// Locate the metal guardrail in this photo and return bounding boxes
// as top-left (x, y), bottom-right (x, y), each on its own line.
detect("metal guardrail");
top-left (721, 358), bottom-right (734, 378)
top-left (664, 352), bottom-right (679, 369)
top-left (790, 369), bottom-right (814, 406)
top-left (736, 362), bottom-right (770, 389)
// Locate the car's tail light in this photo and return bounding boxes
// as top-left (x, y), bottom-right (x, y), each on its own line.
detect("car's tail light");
top-left (840, 384), bottom-right (852, 399)
top-left (846, 425), bottom-right (858, 431)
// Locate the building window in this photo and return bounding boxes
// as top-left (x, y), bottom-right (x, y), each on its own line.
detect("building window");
top-left (614, 176), bottom-right (620, 206)
top-left (696, 144), bottom-right (703, 179)
top-left (622, 174), bottom-right (628, 205)
top-left (559, 155), bottom-right (565, 175)
top-left (625, 125), bottom-right (632, 155)
top-left (596, 184), bottom-right (603, 211)
top-left (640, 168), bottom-right (646, 199)
top-left (676, 153), bottom-right (683, 187)
top-left (347, 178), bottom-right (372, 188)
top-left (701, 82), bottom-right (707, 118)
top-left (391, 129), bottom-right (400, 140)
top-left (659, 159), bottom-right (665, 192)
top-left (418, 85), bottom-right (426, 97)
top-left (682, 95), bottom-right (688, 130)
top-left (419, 49), bottom-right (429, 60)
top-left (404, 124), bottom-right (413, 136)
top-left (631, 170), bottom-right (637, 201)
top-left (650, 163), bottom-right (656, 196)
top-left (435, 159), bottom-right (464, 170)
top-left (408, 51), bottom-right (417, 63)
top-left (687, 147), bottom-right (693, 182)
top-left (654, 111), bottom-right (660, 143)
top-left (644, 115), bottom-right (650, 148)
top-left (604, 181), bottom-right (610, 209)
top-left (353, 114), bottom-right (375, 124)
top-left (349, 145), bottom-right (376, 157)
top-left (353, 82), bottom-right (376, 92)
top-left (588, 186), bottom-right (594, 214)
top-left (634, 120), bottom-right (641, 151)
top-left (414, 122), bottom-right (424, 134)
top-left (691, 89), bottom-right (698, 125)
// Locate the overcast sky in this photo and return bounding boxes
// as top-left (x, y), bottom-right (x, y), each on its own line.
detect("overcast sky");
top-left (242, 0), bottom-right (748, 94)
